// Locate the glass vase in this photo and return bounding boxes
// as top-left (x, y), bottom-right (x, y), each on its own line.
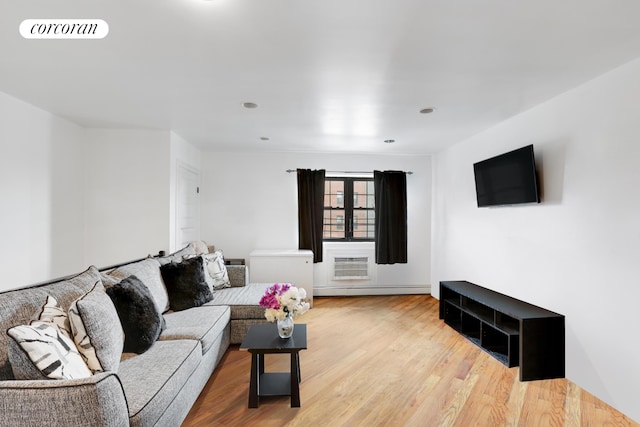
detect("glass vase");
top-left (277, 316), bottom-right (294, 339)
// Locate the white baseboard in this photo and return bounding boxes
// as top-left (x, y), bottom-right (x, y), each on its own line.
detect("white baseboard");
top-left (314, 284), bottom-right (431, 297)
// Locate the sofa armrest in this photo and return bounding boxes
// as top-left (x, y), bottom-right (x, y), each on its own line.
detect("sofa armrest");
top-left (227, 265), bottom-right (248, 287)
top-left (0, 372), bottom-right (129, 426)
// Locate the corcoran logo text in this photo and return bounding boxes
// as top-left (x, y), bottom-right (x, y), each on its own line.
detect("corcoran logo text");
top-left (20, 19), bottom-right (109, 39)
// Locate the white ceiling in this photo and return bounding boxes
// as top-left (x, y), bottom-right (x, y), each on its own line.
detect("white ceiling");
top-left (2, 0), bottom-right (640, 155)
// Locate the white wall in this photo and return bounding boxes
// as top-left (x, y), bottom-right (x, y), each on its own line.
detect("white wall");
top-left (431, 58), bottom-right (640, 421)
top-left (0, 99), bottom-right (204, 290)
top-left (0, 91), bottom-right (85, 291)
top-left (200, 151), bottom-right (431, 292)
top-left (169, 131), bottom-right (202, 253)
top-left (83, 129), bottom-right (171, 267)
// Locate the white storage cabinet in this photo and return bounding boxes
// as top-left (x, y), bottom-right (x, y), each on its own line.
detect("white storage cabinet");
top-left (249, 249), bottom-right (314, 307)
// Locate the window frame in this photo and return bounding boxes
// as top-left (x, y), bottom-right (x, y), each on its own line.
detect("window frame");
top-left (323, 177), bottom-right (375, 242)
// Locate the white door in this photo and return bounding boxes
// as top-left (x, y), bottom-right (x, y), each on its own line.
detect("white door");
top-left (176, 163), bottom-right (200, 249)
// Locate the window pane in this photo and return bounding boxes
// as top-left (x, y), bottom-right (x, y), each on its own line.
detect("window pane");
top-left (353, 209), bottom-right (375, 239)
top-left (366, 209), bottom-right (375, 238)
top-left (353, 211), bottom-right (364, 238)
top-left (323, 208), bottom-right (345, 239)
top-left (324, 180), bottom-right (344, 209)
top-left (353, 180), bottom-right (371, 208)
top-left (365, 194), bottom-right (375, 208)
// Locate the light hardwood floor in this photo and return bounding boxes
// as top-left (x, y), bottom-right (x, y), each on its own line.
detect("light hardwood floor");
top-left (182, 295), bottom-right (638, 427)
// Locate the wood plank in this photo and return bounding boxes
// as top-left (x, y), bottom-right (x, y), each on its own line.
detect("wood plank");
top-left (182, 295), bottom-right (638, 426)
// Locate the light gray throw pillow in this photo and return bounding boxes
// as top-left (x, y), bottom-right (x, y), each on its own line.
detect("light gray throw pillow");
top-left (69, 281), bottom-right (124, 373)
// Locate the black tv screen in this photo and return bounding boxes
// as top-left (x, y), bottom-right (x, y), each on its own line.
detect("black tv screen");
top-left (473, 145), bottom-right (540, 207)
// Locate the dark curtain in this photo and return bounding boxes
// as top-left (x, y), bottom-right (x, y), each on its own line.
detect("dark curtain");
top-left (374, 170), bottom-right (407, 264)
top-left (297, 169), bottom-right (325, 263)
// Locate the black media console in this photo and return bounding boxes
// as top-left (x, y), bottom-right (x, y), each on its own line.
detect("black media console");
top-left (439, 281), bottom-right (564, 381)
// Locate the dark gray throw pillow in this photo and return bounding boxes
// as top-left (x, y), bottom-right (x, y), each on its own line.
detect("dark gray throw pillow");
top-left (106, 275), bottom-right (165, 354)
top-left (160, 257), bottom-right (214, 311)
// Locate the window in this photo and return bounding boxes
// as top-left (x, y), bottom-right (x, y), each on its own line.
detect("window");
top-left (323, 178), bottom-right (375, 241)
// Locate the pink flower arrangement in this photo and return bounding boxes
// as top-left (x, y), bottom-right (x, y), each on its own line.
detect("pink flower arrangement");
top-left (259, 283), bottom-right (310, 322)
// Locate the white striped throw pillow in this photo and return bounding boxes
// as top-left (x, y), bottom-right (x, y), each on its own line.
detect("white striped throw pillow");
top-left (7, 296), bottom-right (92, 380)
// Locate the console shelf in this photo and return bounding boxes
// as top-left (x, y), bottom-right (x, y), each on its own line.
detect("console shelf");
top-left (439, 281), bottom-right (565, 381)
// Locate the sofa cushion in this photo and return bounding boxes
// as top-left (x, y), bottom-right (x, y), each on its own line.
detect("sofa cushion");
top-left (109, 258), bottom-right (170, 314)
top-left (226, 265), bottom-right (247, 288)
top-left (160, 257), bottom-right (213, 311)
top-left (31, 266), bottom-right (105, 314)
top-left (99, 271), bottom-right (120, 288)
top-left (69, 282), bottom-right (124, 373)
top-left (33, 295), bottom-right (72, 336)
top-left (172, 243), bottom-right (197, 258)
top-left (106, 275), bottom-right (165, 354)
top-left (118, 339), bottom-right (201, 427)
top-left (181, 251), bottom-right (232, 290)
top-left (64, 266), bottom-right (104, 296)
top-left (7, 322), bottom-right (91, 380)
top-left (203, 251), bottom-right (230, 290)
top-left (0, 278), bottom-right (97, 380)
top-left (6, 337), bottom-right (48, 380)
top-left (192, 240), bottom-right (209, 255)
top-left (160, 305), bottom-right (230, 354)
top-left (157, 243), bottom-right (197, 266)
top-left (182, 254), bottom-right (216, 294)
top-left (205, 282), bottom-right (273, 320)
top-left (7, 295), bottom-right (91, 380)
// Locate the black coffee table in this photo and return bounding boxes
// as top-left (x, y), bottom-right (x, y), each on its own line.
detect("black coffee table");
top-left (239, 323), bottom-right (307, 408)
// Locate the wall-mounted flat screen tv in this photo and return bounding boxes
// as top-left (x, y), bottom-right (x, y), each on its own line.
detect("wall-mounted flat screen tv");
top-left (473, 144), bottom-right (540, 207)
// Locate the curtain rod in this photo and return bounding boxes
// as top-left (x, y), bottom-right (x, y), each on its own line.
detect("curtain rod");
top-left (286, 169), bottom-right (413, 175)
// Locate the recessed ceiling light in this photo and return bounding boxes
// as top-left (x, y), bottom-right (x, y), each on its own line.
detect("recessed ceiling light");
top-left (384, 139), bottom-right (395, 144)
top-left (243, 102), bottom-right (258, 109)
top-left (419, 107), bottom-right (435, 114)
top-left (260, 136), bottom-right (270, 141)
